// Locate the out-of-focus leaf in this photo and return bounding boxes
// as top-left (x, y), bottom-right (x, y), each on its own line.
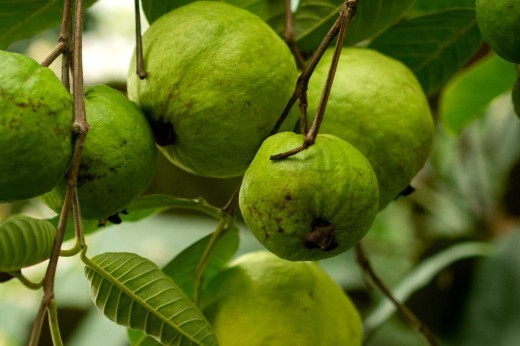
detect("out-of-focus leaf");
top-left (0, 215), bottom-right (56, 272)
top-left (365, 242), bottom-right (493, 333)
top-left (408, 0), bottom-right (474, 16)
top-left (294, 0), bottom-right (414, 54)
top-left (0, 0), bottom-right (97, 49)
top-left (370, 9), bottom-right (483, 95)
top-left (142, 0), bottom-right (285, 34)
top-left (129, 224), bottom-right (239, 346)
top-left (84, 252), bottom-right (218, 346)
top-left (456, 230), bottom-right (520, 345)
top-left (162, 225), bottom-right (239, 298)
top-left (440, 54), bottom-right (516, 133)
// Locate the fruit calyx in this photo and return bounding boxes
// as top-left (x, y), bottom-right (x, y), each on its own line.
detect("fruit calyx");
top-left (304, 217), bottom-right (338, 251)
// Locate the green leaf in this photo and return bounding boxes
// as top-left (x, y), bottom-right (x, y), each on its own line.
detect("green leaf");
top-left (369, 9), bottom-right (483, 96)
top-left (0, 0), bottom-right (97, 49)
top-left (162, 225), bottom-right (239, 298)
top-left (129, 224), bottom-right (239, 346)
top-left (408, 0), bottom-right (474, 16)
top-left (294, 0), bottom-right (414, 54)
top-left (142, 0), bottom-right (285, 34)
top-left (0, 215), bottom-right (56, 272)
top-left (84, 252), bottom-right (218, 346)
top-left (456, 230), bottom-right (520, 345)
top-left (440, 54), bottom-right (517, 133)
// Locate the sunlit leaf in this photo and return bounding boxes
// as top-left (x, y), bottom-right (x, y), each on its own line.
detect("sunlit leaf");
top-left (294, 0), bottom-right (414, 54)
top-left (440, 54), bottom-right (517, 133)
top-left (84, 252), bottom-right (218, 346)
top-left (0, 215), bottom-right (56, 272)
top-left (370, 9), bottom-right (483, 95)
top-left (0, 0), bottom-right (97, 49)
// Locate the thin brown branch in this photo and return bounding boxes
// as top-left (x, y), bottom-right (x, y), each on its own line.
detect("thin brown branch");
top-left (284, 0), bottom-right (306, 70)
top-left (40, 41), bottom-right (66, 67)
top-left (355, 244), bottom-right (439, 346)
top-left (28, 0), bottom-right (89, 344)
top-left (59, 0), bottom-right (73, 90)
top-left (134, 0), bottom-right (147, 79)
top-left (271, 0), bottom-right (358, 160)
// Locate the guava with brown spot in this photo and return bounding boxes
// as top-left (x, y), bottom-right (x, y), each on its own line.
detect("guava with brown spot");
top-left (127, 1), bottom-right (298, 178)
top-left (307, 48), bottom-right (434, 209)
top-left (202, 251), bottom-right (363, 345)
top-left (0, 51), bottom-right (72, 202)
top-left (41, 85), bottom-right (156, 220)
top-left (239, 132), bottom-right (379, 261)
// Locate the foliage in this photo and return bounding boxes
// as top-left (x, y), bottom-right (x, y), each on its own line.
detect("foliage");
top-left (1, 0), bottom-right (519, 345)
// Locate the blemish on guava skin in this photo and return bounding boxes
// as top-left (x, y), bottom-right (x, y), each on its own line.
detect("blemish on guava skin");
top-left (303, 217), bottom-right (338, 251)
top-left (285, 194), bottom-right (292, 201)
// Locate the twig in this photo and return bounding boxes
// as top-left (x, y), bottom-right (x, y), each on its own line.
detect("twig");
top-left (10, 271), bottom-right (42, 290)
top-left (355, 243), bottom-right (439, 346)
top-left (47, 300), bottom-right (64, 346)
top-left (193, 186), bottom-right (240, 305)
top-left (28, 0), bottom-right (89, 344)
top-left (271, 0), bottom-right (358, 160)
top-left (134, 0), bottom-right (147, 79)
top-left (40, 41), bottom-right (66, 67)
top-left (284, 0), bottom-right (306, 70)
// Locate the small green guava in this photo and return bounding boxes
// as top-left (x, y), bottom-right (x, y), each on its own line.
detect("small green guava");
top-left (307, 48), bottom-right (434, 209)
top-left (127, 1), bottom-right (298, 178)
top-left (0, 50), bottom-right (72, 202)
top-left (41, 85), bottom-right (156, 220)
top-left (476, 0), bottom-right (520, 64)
top-left (239, 132), bottom-right (379, 261)
top-left (202, 250), bottom-right (363, 346)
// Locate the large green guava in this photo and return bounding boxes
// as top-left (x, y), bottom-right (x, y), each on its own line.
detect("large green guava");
top-left (307, 48), bottom-right (434, 209)
top-left (239, 132), bottom-right (379, 261)
top-left (0, 51), bottom-right (72, 202)
top-left (41, 85), bottom-right (156, 220)
top-left (202, 250), bottom-right (363, 346)
top-left (476, 0), bottom-right (520, 64)
top-left (127, 1), bottom-right (298, 178)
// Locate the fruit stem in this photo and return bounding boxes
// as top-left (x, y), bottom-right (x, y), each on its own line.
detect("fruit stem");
top-left (28, 0), bottom-right (89, 344)
top-left (270, 0), bottom-right (358, 160)
top-left (134, 0), bottom-right (147, 79)
top-left (10, 271), bottom-right (43, 290)
top-left (283, 0), bottom-right (306, 70)
top-left (355, 243), bottom-right (439, 346)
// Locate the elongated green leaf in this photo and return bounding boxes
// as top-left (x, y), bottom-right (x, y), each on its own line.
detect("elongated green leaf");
top-left (129, 225), bottom-right (239, 346)
top-left (0, 215), bottom-right (56, 271)
top-left (408, 0), bottom-right (474, 16)
top-left (294, 0), bottom-right (414, 54)
top-left (84, 252), bottom-right (218, 346)
top-left (370, 9), bottom-right (483, 95)
top-left (0, 0), bottom-right (97, 49)
top-left (440, 54), bottom-right (517, 133)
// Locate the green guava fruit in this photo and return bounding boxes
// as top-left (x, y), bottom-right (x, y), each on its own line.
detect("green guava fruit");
top-left (41, 85), bottom-right (156, 220)
top-left (239, 132), bottom-right (379, 261)
top-left (127, 1), bottom-right (298, 178)
top-left (307, 48), bottom-right (434, 209)
top-left (476, 0), bottom-right (520, 64)
top-left (202, 250), bottom-right (363, 346)
top-left (0, 50), bottom-right (72, 202)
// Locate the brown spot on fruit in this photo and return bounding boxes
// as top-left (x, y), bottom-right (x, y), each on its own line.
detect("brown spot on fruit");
top-left (303, 217), bottom-right (338, 251)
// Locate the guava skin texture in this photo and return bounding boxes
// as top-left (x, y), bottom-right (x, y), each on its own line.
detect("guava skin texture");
top-left (127, 1), bottom-right (298, 178)
top-left (42, 85), bottom-right (156, 220)
top-left (307, 48), bottom-right (434, 210)
top-left (476, 0), bottom-right (520, 64)
top-left (202, 251), bottom-right (363, 346)
top-left (0, 51), bottom-right (72, 202)
top-left (239, 132), bottom-right (379, 261)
